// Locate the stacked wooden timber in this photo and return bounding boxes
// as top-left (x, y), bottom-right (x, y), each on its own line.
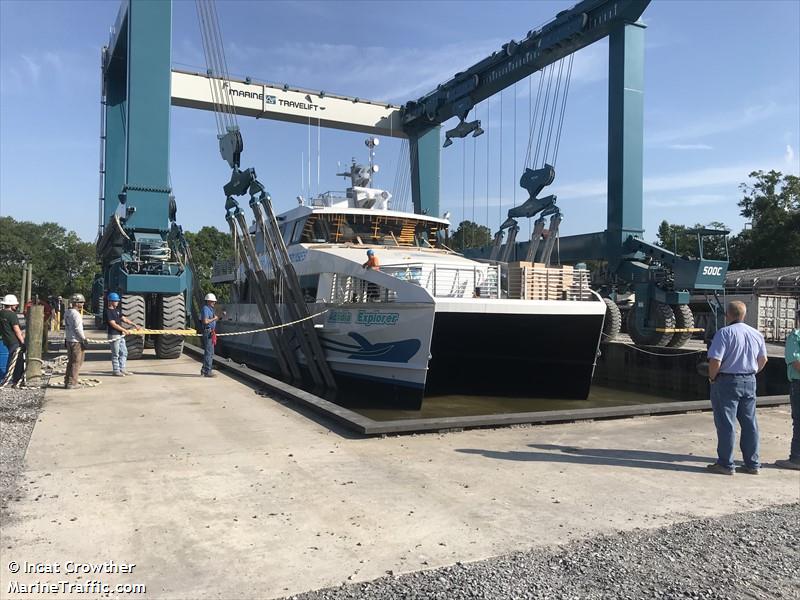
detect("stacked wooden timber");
top-left (507, 262), bottom-right (575, 300)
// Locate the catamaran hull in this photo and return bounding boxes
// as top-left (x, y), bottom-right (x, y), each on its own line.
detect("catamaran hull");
top-left (427, 300), bottom-right (606, 399)
top-left (217, 298), bottom-right (605, 408)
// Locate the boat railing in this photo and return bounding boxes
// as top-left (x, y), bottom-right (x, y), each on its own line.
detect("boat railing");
top-left (329, 273), bottom-right (398, 304)
top-left (381, 263), bottom-right (502, 299)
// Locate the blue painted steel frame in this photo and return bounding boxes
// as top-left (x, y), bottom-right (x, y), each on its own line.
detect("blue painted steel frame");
top-left (102, 0), bottom-right (172, 234)
top-left (409, 127), bottom-right (441, 216)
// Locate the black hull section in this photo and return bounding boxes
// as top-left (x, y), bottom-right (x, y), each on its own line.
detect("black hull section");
top-left (426, 312), bottom-right (604, 399)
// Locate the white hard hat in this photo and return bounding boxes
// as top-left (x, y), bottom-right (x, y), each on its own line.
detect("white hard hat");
top-left (204, 293), bottom-right (217, 302)
top-left (1, 294), bottom-right (19, 306)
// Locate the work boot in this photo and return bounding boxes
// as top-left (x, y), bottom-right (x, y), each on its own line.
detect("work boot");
top-left (706, 463), bottom-right (734, 476)
top-left (122, 370), bottom-right (134, 376)
top-left (735, 465), bottom-right (760, 475)
top-left (774, 459), bottom-right (800, 471)
top-left (113, 372), bottom-right (125, 377)
top-left (204, 372), bottom-right (216, 378)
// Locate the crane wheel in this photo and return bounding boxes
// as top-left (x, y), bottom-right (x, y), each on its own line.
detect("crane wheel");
top-left (122, 294), bottom-right (146, 359)
top-left (155, 294), bottom-right (185, 359)
top-left (602, 297), bottom-right (622, 340)
top-left (627, 301), bottom-right (675, 347)
top-left (667, 304), bottom-right (694, 348)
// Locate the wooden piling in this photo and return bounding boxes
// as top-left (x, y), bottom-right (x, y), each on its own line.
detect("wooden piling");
top-left (25, 305), bottom-right (44, 383)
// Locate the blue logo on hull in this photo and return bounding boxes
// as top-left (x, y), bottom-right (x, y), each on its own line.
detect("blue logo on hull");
top-left (321, 332), bottom-right (421, 363)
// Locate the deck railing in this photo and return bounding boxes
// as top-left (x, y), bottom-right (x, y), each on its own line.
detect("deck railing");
top-left (382, 263), bottom-right (502, 299)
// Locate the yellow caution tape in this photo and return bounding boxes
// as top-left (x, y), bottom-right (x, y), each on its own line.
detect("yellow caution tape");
top-left (84, 307), bottom-right (330, 344)
top-left (654, 327), bottom-right (704, 333)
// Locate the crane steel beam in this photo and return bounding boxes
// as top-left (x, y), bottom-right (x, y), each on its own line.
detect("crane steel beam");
top-left (170, 69), bottom-right (406, 138)
top-left (402, 0), bottom-right (650, 135)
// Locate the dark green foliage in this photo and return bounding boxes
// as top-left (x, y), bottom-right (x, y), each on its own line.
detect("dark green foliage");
top-left (728, 170), bottom-right (799, 269)
top-left (0, 217), bottom-right (95, 300)
top-left (183, 226), bottom-right (234, 302)
top-left (451, 220), bottom-right (492, 252)
top-left (655, 220), bottom-right (729, 260)
top-left (654, 170), bottom-right (799, 269)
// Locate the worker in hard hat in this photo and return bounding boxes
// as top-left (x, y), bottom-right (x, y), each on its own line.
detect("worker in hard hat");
top-left (0, 294), bottom-right (26, 386)
top-left (105, 292), bottom-right (138, 377)
top-left (200, 292), bottom-right (222, 377)
top-left (64, 294), bottom-right (89, 389)
top-left (362, 249), bottom-right (380, 270)
top-left (776, 308), bottom-right (800, 471)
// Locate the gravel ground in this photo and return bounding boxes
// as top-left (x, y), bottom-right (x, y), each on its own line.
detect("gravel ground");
top-left (0, 386), bottom-right (44, 521)
top-left (286, 504), bottom-right (799, 600)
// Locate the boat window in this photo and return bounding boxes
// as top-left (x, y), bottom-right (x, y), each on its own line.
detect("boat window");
top-left (301, 214), bottom-right (446, 247)
top-left (291, 217), bottom-right (308, 244)
top-left (299, 274), bottom-right (319, 302)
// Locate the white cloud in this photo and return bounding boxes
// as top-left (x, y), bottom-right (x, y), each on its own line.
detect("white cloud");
top-left (785, 144), bottom-right (795, 165)
top-left (668, 143), bottom-right (713, 150)
top-left (547, 160), bottom-right (778, 202)
top-left (648, 194), bottom-right (726, 208)
top-left (20, 54), bottom-right (40, 83)
top-left (649, 102), bottom-right (780, 146)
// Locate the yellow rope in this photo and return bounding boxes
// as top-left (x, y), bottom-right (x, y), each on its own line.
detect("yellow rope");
top-left (84, 307), bottom-right (329, 343)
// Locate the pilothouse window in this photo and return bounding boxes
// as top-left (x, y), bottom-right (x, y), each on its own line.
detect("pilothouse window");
top-left (300, 214), bottom-right (444, 247)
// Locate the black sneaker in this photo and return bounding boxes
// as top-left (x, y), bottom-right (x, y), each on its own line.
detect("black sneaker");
top-left (735, 465), bottom-right (760, 475)
top-left (706, 463), bottom-right (734, 476)
top-left (774, 459), bottom-right (800, 471)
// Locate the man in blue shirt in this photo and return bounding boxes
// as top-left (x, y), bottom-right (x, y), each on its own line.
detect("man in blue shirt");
top-left (776, 308), bottom-right (800, 470)
top-left (200, 293), bottom-right (221, 377)
top-left (706, 301), bottom-right (768, 475)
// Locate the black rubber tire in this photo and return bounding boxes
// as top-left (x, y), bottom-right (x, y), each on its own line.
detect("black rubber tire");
top-left (122, 294), bottom-right (146, 359)
top-left (667, 304), bottom-right (695, 348)
top-left (155, 294), bottom-right (185, 359)
top-left (627, 301), bottom-right (675, 347)
top-left (144, 337), bottom-right (155, 349)
top-left (601, 297), bottom-right (622, 340)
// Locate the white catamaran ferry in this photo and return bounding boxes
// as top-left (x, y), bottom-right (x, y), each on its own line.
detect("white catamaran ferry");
top-left (213, 158), bottom-right (606, 408)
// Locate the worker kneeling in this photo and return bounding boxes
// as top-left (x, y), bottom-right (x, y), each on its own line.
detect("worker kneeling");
top-left (201, 293), bottom-right (222, 378)
top-left (64, 294), bottom-right (89, 389)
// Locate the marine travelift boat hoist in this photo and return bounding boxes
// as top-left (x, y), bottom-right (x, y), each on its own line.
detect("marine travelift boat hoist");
top-left (96, 0), bottom-right (728, 396)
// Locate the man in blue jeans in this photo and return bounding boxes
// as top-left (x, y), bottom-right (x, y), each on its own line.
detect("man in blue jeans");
top-left (706, 301), bottom-right (768, 475)
top-left (775, 308), bottom-right (800, 470)
top-left (106, 292), bottom-right (139, 376)
top-left (200, 293), bottom-right (221, 377)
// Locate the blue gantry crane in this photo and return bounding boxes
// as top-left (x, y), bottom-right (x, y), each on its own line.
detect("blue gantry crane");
top-left (95, 0), bottom-right (192, 359)
top-left (398, 0), bottom-right (729, 347)
top-left (95, 0), bottom-right (728, 351)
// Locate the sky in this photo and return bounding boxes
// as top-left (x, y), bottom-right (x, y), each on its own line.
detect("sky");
top-left (1, 0), bottom-right (798, 245)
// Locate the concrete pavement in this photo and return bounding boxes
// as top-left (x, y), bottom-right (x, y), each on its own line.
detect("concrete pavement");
top-left (1, 349), bottom-right (798, 599)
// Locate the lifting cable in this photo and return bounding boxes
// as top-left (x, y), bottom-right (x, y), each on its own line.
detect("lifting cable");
top-left (498, 89), bottom-right (503, 228)
top-left (471, 108), bottom-right (477, 246)
top-left (195, 0), bottom-right (238, 135)
top-left (523, 67), bottom-right (547, 169)
top-left (485, 97), bottom-right (490, 229)
top-left (551, 53), bottom-right (575, 167)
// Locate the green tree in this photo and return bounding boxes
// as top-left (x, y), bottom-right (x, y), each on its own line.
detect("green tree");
top-left (0, 217), bottom-right (96, 300)
top-left (728, 170), bottom-right (800, 268)
top-left (654, 220), bottom-right (730, 260)
top-left (450, 220), bottom-right (491, 252)
top-left (183, 226), bottom-right (234, 302)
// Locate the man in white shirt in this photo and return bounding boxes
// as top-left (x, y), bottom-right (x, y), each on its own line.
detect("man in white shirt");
top-left (64, 293), bottom-right (88, 389)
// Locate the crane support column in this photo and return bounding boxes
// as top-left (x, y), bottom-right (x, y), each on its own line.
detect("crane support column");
top-left (606, 21), bottom-right (646, 268)
top-left (409, 126), bottom-right (441, 216)
top-left (103, 0), bottom-right (172, 230)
